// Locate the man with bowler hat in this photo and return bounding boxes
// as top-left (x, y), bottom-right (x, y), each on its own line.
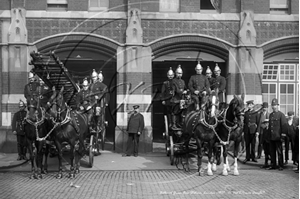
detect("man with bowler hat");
top-left (285, 111), bottom-right (299, 165)
top-left (243, 100), bottom-right (259, 164)
top-left (267, 98), bottom-right (287, 170)
top-left (123, 105), bottom-right (145, 157)
top-left (260, 118), bottom-right (271, 168)
top-left (257, 102), bottom-right (270, 159)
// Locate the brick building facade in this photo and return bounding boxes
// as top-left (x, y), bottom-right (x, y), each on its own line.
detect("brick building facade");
top-left (0, 0), bottom-right (298, 152)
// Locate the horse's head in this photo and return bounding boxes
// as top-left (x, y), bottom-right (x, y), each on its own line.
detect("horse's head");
top-left (26, 97), bottom-right (41, 121)
top-left (229, 94), bottom-right (245, 127)
top-left (202, 88), bottom-right (219, 118)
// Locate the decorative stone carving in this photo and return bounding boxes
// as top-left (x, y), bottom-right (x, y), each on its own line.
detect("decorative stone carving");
top-left (126, 8), bottom-right (143, 44)
top-left (238, 11), bottom-right (256, 47)
top-left (8, 8), bottom-right (27, 43)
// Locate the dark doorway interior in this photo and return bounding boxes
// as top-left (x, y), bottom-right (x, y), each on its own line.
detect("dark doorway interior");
top-left (63, 59), bottom-right (117, 149)
top-left (152, 60), bottom-right (226, 142)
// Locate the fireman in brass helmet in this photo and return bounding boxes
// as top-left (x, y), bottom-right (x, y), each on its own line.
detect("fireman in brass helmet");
top-left (214, 63), bottom-right (226, 103)
top-left (188, 62), bottom-right (210, 111)
top-left (161, 67), bottom-right (175, 128)
top-left (24, 71), bottom-right (40, 107)
top-left (206, 66), bottom-right (216, 92)
top-left (170, 65), bottom-right (187, 130)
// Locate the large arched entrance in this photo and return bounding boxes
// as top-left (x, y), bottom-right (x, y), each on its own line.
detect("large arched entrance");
top-left (149, 35), bottom-right (232, 142)
top-left (34, 33), bottom-right (120, 149)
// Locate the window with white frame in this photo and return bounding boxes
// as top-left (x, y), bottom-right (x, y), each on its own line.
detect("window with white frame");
top-left (262, 83), bottom-right (277, 112)
top-left (279, 64), bottom-right (295, 81)
top-left (159, 0), bottom-right (179, 12)
top-left (270, 0), bottom-right (289, 14)
top-left (296, 83), bottom-right (299, 116)
top-left (47, 0), bottom-right (67, 11)
top-left (279, 83), bottom-right (294, 114)
top-left (89, 0), bottom-right (109, 11)
top-left (262, 64), bottom-right (278, 80)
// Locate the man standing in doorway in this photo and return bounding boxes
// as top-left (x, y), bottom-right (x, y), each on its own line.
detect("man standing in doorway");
top-left (214, 64), bottom-right (226, 103)
top-left (123, 105), bottom-right (145, 157)
top-left (267, 98), bottom-right (287, 171)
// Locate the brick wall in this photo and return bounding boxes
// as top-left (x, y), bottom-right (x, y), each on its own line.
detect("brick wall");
top-left (241, 0), bottom-right (269, 14)
top-left (180, 0), bottom-right (200, 13)
top-left (11, 0), bottom-right (25, 8)
top-left (220, 0), bottom-right (240, 13)
top-left (128, 0), bottom-right (159, 12)
top-left (109, 0), bottom-right (127, 12)
top-left (291, 0), bottom-right (299, 14)
top-left (0, 0), bottom-right (10, 10)
top-left (68, 0), bottom-right (88, 11)
top-left (25, 0), bottom-right (47, 10)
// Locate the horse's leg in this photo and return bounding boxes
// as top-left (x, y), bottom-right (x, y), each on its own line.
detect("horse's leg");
top-left (183, 140), bottom-right (190, 172)
top-left (36, 141), bottom-right (44, 179)
top-left (211, 144), bottom-right (218, 172)
top-left (75, 137), bottom-right (86, 174)
top-left (207, 142), bottom-right (214, 176)
top-left (196, 138), bottom-right (204, 176)
top-left (68, 142), bottom-right (75, 179)
top-left (55, 140), bottom-right (63, 179)
top-left (27, 139), bottom-right (37, 179)
top-left (233, 141), bottom-right (240, 176)
top-left (222, 145), bottom-right (229, 176)
top-left (42, 143), bottom-right (49, 174)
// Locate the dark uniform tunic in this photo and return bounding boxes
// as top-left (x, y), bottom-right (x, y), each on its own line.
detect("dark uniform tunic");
top-left (257, 110), bottom-right (269, 159)
top-left (38, 84), bottom-right (51, 108)
top-left (214, 76), bottom-right (226, 102)
top-left (161, 79), bottom-right (174, 116)
top-left (207, 77), bottom-right (216, 91)
top-left (243, 109), bottom-right (259, 160)
top-left (171, 78), bottom-right (187, 115)
top-left (76, 89), bottom-right (91, 110)
top-left (24, 81), bottom-right (40, 103)
top-left (90, 81), bottom-right (109, 106)
top-left (188, 74), bottom-right (210, 105)
top-left (285, 117), bottom-right (299, 163)
top-left (11, 109), bottom-right (27, 158)
top-left (268, 110), bottom-right (287, 168)
top-left (126, 112), bottom-right (145, 156)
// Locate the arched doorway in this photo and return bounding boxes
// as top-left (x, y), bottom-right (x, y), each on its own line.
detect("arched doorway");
top-left (34, 33), bottom-right (120, 149)
top-left (149, 35), bottom-right (231, 142)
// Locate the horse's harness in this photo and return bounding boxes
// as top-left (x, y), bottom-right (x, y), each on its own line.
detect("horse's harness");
top-left (25, 106), bottom-right (46, 142)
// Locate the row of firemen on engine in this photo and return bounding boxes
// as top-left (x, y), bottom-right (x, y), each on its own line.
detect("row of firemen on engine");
top-left (12, 69), bottom-right (109, 160)
top-left (160, 63), bottom-right (226, 130)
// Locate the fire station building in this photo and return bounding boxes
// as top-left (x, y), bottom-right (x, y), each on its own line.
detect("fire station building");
top-left (0, 0), bottom-right (298, 152)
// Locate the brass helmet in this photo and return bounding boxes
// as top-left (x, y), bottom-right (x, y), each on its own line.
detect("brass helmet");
top-left (176, 65), bottom-right (183, 73)
top-left (98, 71), bottom-right (104, 82)
top-left (167, 67), bottom-right (174, 76)
top-left (91, 69), bottom-right (98, 78)
top-left (214, 63), bottom-right (221, 72)
top-left (206, 66), bottom-right (212, 74)
top-left (195, 61), bottom-right (202, 70)
top-left (28, 71), bottom-right (35, 79)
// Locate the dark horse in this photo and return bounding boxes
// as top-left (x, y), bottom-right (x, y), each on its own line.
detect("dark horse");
top-left (24, 97), bottom-right (49, 179)
top-left (182, 89), bottom-right (220, 175)
top-left (215, 94), bottom-right (245, 176)
top-left (49, 87), bottom-right (91, 178)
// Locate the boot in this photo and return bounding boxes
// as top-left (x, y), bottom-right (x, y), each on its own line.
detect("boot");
top-left (17, 144), bottom-right (22, 160)
top-left (22, 146), bottom-right (28, 160)
top-left (170, 115), bottom-right (178, 130)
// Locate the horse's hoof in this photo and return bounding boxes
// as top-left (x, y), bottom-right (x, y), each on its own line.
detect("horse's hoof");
top-left (233, 170), bottom-right (239, 176)
top-left (41, 170), bottom-right (48, 174)
top-left (222, 170), bottom-right (228, 176)
top-left (68, 173), bottom-right (75, 179)
top-left (207, 170), bottom-right (213, 176)
top-left (56, 174), bottom-right (63, 179)
top-left (33, 174), bottom-right (38, 179)
top-left (38, 174), bottom-right (43, 179)
top-left (75, 169), bottom-right (80, 174)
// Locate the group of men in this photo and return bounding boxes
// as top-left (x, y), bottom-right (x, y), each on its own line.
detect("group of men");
top-left (243, 99), bottom-right (299, 172)
top-left (12, 69), bottom-right (109, 160)
top-left (160, 63), bottom-right (226, 130)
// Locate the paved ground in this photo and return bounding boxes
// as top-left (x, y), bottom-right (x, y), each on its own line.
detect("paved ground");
top-left (0, 143), bottom-right (298, 199)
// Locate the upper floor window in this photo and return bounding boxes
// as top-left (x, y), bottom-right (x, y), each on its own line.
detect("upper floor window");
top-left (279, 64), bottom-right (295, 81)
top-left (47, 0), bottom-right (67, 11)
top-left (89, 0), bottom-right (109, 11)
top-left (159, 0), bottom-right (179, 12)
top-left (201, 0), bottom-right (219, 13)
top-left (262, 64), bottom-right (278, 81)
top-left (270, 0), bottom-right (289, 14)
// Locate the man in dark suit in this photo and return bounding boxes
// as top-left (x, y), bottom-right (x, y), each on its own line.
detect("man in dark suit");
top-left (11, 100), bottom-right (27, 160)
top-left (284, 111), bottom-right (299, 165)
top-left (243, 100), bottom-right (259, 164)
top-left (257, 102), bottom-right (270, 159)
top-left (260, 118), bottom-right (271, 168)
top-left (267, 98), bottom-right (287, 171)
top-left (123, 105), bottom-right (145, 157)
top-left (161, 67), bottom-right (174, 128)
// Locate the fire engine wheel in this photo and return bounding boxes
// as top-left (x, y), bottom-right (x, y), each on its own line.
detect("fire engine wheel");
top-left (170, 136), bottom-right (174, 165)
top-left (88, 135), bottom-right (95, 168)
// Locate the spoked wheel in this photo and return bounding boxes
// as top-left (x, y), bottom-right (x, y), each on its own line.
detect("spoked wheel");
top-left (89, 135), bottom-right (95, 168)
top-left (165, 138), bottom-right (170, 157)
top-left (169, 135), bottom-right (174, 165)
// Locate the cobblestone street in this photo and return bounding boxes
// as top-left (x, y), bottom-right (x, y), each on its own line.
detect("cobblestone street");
top-left (0, 168), bottom-right (298, 199)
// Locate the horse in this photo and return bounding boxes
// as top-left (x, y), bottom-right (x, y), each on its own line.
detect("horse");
top-left (48, 87), bottom-right (91, 178)
top-left (215, 94), bottom-right (245, 176)
top-left (182, 89), bottom-right (220, 175)
top-left (24, 97), bottom-right (49, 179)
